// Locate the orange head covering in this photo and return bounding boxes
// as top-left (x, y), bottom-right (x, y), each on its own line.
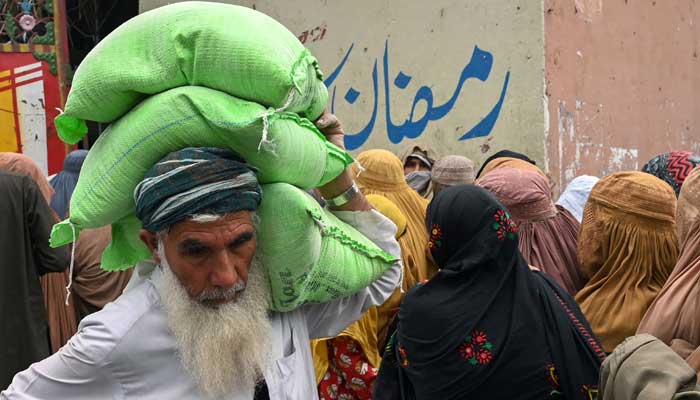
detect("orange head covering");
top-left (638, 168), bottom-right (700, 371)
top-left (576, 171), bottom-right (679, 352)
top-left (477, 168), bottom-right (586, 295)
top-left (365, 194), bottom-right (407, 239)
top-left (0, 152), bottom-right (54, 203)
top-left (352, 149), bottom-right (436, 282)
top-left (480, 157), bottom-right (547, 179)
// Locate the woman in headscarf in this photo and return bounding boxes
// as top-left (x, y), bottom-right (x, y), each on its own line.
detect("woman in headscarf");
top-left (48, 149), bottom-right (133, 320)
top-left (637, 168), bottom-right (700, 372)
top-left (49, 149), bottom-right (87, 219)
top-left (642, 151), bottom-right (700, 196)
top-left (477, 168), bottom-right (586, 295)
top-left (0, 152), bottom-right (78, 353)
top-left (430, 155), bottom-right (475, 197)
top-left (575, 171), bottom-right (679, 353)
top-left (475, 149), bottom-right (537, 179)
top-left (312, 194), bottom-right (410, 400)
top-left (478, 156), bottom-right (546, 181)
top-left (0, 152), bottom-right (55, 203)
top-left (398, 143), bottom-right (437, 199)
top-left (353, 149), bottom-right (437, 282)
top-left (556, 175), bottom-right (600, 223)
top-left (373, 185), bottom-right (604, 400)
top-left (71, 225), bottom-right (133, 320)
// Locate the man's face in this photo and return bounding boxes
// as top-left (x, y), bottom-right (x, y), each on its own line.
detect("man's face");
top-left (140, 211), bottom-right (257, 307)
top-left (404, 156), bottom-right (430, 175)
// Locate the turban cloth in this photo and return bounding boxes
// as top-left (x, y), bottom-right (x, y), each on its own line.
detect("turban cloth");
top-left (134, 147), bottom-right (262, 232)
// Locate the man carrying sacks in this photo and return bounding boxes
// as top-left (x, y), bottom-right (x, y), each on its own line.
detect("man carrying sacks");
top-left (1, 114), bottom-right (402, 399)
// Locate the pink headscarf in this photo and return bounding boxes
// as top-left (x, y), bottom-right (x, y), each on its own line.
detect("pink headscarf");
top-left (638, 168), bottom-right (700, 372)
top-left (477, 168), bottom-right (586, 295)
top-left (0, 152), bottom-right (54, 204)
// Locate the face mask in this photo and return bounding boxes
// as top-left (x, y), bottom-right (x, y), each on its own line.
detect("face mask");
top-left (406, 171), bottom-right (432, 194)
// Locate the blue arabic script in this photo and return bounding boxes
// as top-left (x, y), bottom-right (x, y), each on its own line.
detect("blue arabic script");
top-left (324, 41), bottom-right (510, 150)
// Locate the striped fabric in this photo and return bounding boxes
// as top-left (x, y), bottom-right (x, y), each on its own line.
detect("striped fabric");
top-left (134, 147), bottom-right (261, 232)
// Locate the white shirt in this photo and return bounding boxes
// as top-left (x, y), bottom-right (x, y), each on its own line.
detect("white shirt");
top-left (2, 210), bottom-right (402, 400)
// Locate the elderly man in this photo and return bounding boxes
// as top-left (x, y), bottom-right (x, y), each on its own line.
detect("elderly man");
top-left (2, 114), bottom-right (402, 399)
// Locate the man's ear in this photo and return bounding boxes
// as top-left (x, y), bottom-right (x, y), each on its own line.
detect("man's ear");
top-left (139, 229), bottom-right (161, 264)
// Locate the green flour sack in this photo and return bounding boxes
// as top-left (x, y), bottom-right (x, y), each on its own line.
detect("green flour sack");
top-left (49, 86), bottom-right (352, 268)
top-left (80, 184), bottom-right (397, 311)
top-left (257, 183), bottom-right (398, 311)
top-left (55, 1), bottom-right (328, 144)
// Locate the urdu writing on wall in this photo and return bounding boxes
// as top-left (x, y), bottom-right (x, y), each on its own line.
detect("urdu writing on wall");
top-left (323, 40), bottom-right (511, 151)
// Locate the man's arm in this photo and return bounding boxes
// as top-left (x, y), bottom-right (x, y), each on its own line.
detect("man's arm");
top-left (303, 209), bottom-right (402, 338)
top-left (1, 315), bottom-right (117, 399)
top-left (25, 177), bottom-right (69, 275)
top-left (303, 112), bottom-right (402, 338)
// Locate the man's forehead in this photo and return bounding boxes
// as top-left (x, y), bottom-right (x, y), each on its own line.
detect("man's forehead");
top-left (169, 212), bottom-right (255, 240)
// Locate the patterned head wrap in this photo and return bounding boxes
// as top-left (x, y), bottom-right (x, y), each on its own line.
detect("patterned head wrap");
top-left (134, 147), bottom-right (261, 232)
top-left (642, 151), bottom-right (700, 196)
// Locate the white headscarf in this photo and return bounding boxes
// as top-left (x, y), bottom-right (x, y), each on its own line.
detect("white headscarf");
top-left (556, 175), bottom-right (600, 222)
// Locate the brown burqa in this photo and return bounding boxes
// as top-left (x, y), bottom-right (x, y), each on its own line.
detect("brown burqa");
top-left (477, 168), bottom-right (586, 295)
top-left (72, 226), bottom-right (133, 320)
top-left (575, 171), bottom-right (679, 352)
top-left (0, 153), bottom-right (78, 353)
top-left (638, 168), bottom-right (700, 372)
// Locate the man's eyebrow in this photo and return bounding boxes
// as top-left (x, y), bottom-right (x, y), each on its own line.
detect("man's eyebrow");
top-left (228, 231), bottom-right (254, 247)
top-left (179, 238), bottom-right (207, 251)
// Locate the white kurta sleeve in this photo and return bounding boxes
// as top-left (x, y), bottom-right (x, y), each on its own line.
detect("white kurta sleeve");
top-left (1, 317), bottom-right (120, 399)
top-left (304, 209), bottom-right (403, 339)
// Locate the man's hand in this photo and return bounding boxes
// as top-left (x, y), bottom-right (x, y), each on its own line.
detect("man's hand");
top-left (315, 111), bottom-right (345, 150)
top-left (314, 111), bottom-right (371, 211)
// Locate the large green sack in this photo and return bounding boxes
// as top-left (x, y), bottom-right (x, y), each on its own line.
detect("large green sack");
top-left (50, 86), bottom-right (352, 269)
top-left (55, 1), bottom-right (328, 144)
top-left (257, 183), bottom-right (398, 311)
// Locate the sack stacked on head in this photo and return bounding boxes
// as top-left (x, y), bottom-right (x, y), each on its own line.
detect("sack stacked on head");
top-left (49, 2), bottom-right (397, 310)
top-left (257, 184), bottom-right (397, 312)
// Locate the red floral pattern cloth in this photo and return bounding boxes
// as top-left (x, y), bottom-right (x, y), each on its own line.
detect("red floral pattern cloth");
top-left (319, 336), bottom-right (378, 400)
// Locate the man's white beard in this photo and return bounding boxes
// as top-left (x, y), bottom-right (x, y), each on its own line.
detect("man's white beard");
top-left (158, 256), bottom-right (272, 398)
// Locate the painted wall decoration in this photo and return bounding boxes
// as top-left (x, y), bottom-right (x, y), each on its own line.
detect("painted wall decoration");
top-left (140, 0), bottom-right (547, 167)
top-left (0, 0), bottom-right (69, 174)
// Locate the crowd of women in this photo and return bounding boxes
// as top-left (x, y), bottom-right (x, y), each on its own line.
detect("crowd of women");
top-left (309, 146), bottom-right (700, 400)
top-left (3, 146), bottom-right (700, 399)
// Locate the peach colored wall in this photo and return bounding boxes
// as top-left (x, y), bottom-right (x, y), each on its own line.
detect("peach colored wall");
top-left (545, 0), bottom-right (700, 194)
top-left (141, 0), bottom-right (546, 169)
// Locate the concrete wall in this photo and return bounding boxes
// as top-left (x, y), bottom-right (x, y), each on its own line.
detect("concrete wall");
top-left (140, 0), bottom-right (547, 167)
top-left (545, 0), bottom-right (700, 192)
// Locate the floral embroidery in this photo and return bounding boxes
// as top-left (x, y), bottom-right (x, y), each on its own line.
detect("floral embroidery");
top-left (492, 209), bottom-right (517, 241)
top-left (427, 224), bottom-right (443, 249)
top-left (398, 345), bottom-right (409, 367)
top-left (581, 384), bottom-right (599, 400)
top-left (459, 329), bottom-right (494, 366)
top-left (546, 363), bottom-right (562, 399)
